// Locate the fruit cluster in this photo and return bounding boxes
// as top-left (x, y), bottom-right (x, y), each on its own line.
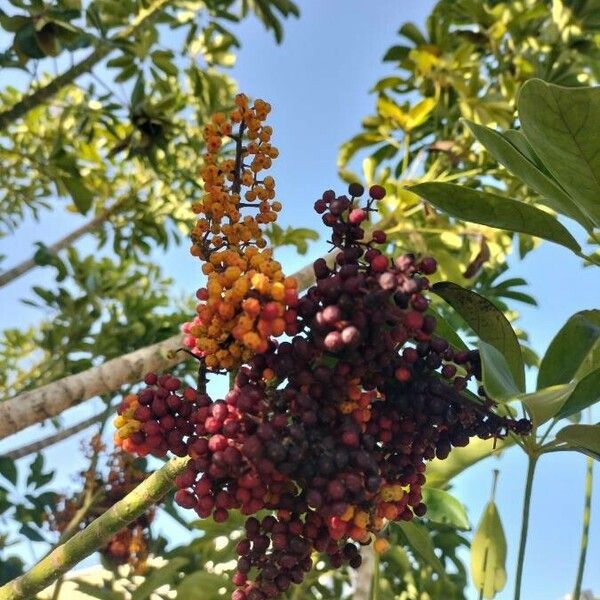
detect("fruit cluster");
top-left (117, 182), bottom-right (530, 600)
top-left (187, 94), bottom-right (298, 370)
top-left (113, 372), bottom-right (197, 457)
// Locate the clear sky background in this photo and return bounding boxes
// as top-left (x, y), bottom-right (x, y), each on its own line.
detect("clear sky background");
top-left (0, 1), bottom-right (599, 599)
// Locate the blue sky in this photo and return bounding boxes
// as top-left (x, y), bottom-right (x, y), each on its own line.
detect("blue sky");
top-left (0, 1), bottom-right (599, 599)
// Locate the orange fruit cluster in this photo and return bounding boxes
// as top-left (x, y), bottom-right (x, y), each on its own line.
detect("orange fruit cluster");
top-left (188, 94), bottom-right (298, 370)
top-left (190, 94), bottom-right (280, 259)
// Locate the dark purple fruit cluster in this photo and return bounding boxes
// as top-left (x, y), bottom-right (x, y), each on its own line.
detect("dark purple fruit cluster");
top-left (117, 184), bottom-right (531, 600)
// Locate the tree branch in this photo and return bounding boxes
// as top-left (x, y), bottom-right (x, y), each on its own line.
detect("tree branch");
top-left (0, 335), bottom-right (184, 440)
top-left (0, 252), bottom-right (336, 440)
top-left (0, 456), bottom-right (189, 600)
top-left (0, 0), bottom-right (174, 131)
top-left (0, 198), bottom-right (128, 289)
top-left (2, 411), bottom-right (108, 461)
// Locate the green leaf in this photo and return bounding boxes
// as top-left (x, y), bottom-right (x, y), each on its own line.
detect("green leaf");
top-left (176, 571), bottom-right (231, 599)
top-left (26, 453), bottom-right (53, 489)
top-left (14, 23), bottom-right (45, 58)
top-left (398, 22), bottom-right (427, 46)
top-left (62, 176), bottom-right (93, 214)
top-left (73, 580), bottom-right (125, 600)
top-left (465, 120), bottom-right (593, 230)
top-left (152, 50), bottom-right (178, 77)
top-left (0, 456), bottom-right (17, 486)
top-left (382, 45), bottom-right (410, 62)
top-left (421, 487), bottom-right (470, 530)
top-left (518, 79), bottom-right (600, 227)
top-left (427, 307), bottom-right (468, 351)
top-left (131, 72), bottom-right (145, 109)
top-left (537, 310), bottom-right (600, 389)
top-left (556, 368), bottom-right (600, 420)
top-left (478, 341), bottom-right (521, 401)
top-left (432, 282), bottom-right (525, 391)
top-left (396, 520), bottom-right (445, 576)
top-left (426, 437), bottom-right (513, 488)
top-left (131, 558), bottom-right (188, 600)
top-left (0, 13), bottom-right (29, 32)
top-left (556, 424), bottom-right (600, 460)
top-left (519, 381), bottom-right (577, 427)
top-left (19, 523), bottom-right (45, 542)
top-left (471, 501), bottom-right (507, 599)
top-left (411, 182), bottom-right (581, 253)
top-left (502, 129), bottom-right (547, 171)
top-left (338, 132), bottom-right (383, 167)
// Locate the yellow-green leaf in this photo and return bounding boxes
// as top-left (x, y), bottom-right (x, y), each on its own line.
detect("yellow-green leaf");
top-left (471, 501), bottom-right (507, 599)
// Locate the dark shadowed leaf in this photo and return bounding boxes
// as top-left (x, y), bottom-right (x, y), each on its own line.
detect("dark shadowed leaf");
top-left (0, 457), bottom-right (17, 486)
top-left (19, 523), bottom-right (45, 542)
top-left (432, 282), bottom-right (524, 391)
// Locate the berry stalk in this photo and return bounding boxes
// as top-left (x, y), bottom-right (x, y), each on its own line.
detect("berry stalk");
top-left (513, 455), bottom-right (538, 600)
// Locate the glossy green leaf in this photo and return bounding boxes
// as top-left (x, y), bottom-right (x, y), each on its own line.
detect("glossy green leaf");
top-left (519, 381), bottom-right (577, 427)
top-left (396, 520), bottom-right (445, 576)
top-left (411, 182), bottom-right (581, 253)
top-left (471, 501), bottom-right (507, 599)
top-left (479, 340), bottom-right (521, 401)
top-left (518, 79), bottom-right (600, 227)
top-left (537, 310), bottom-right (600, 389)
top-left (556, 368), bottom-right (600, 420)
top-left (421, 487), bottom-right (470, 530)
top-left (432, 282), bottom-right (525, 391)
top-left (465, 120), bottom-right (593, 230)
top-left (556, 424), bottom-right (600, 460)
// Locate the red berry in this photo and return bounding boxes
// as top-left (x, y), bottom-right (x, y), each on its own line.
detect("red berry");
top-left (370, 254), bottom-right (389, 273)
top-left (369, 184), bottom-right (386, 200)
